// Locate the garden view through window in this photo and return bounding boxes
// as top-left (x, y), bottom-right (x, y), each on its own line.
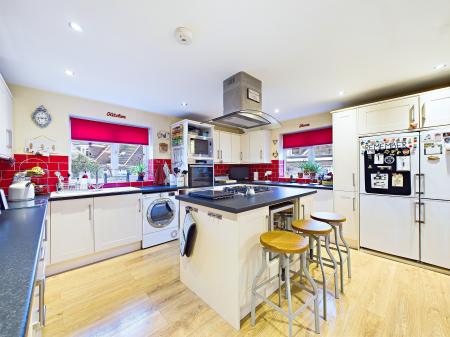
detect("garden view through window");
top-left (71, 140), bottom-right (149, 183)
top-left (284, 144), bottom-right (333, 177)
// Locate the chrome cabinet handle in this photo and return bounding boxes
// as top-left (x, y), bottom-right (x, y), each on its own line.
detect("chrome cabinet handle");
top-left (208, 211), bottom-right (222, 220)
top-left (420, 174), bottom-right (425, 195)
top-left (420, 202), bottom-right (425, 224)
top-left (421, 103), bottom-right (426, 126)
top-left (240, 152), bottom-right (243, 161)
top-left (38, 278), bottom-right (46, 326)
top-left (352, 173), bottom-right (355, 187)
top-left (352, 197), bottom-right (356, 211)
top-left (6, 129), bottom-right (12, 149)
top-left (217, 150), bottom-right (220, 160)
top-left (88, 204), bottom-right (92, 220)
top-left (301, 204), bottom-right (305, 219)
top-left (44, 219), bottom-right (48, 242)
top-left (138, 199), bottom-right (141, 213)
top-left (414, 174), bottom-right (419, 195)
top-left (414, 202), bottom-right (420, 223)
top-left (409, 105), bottom-right (415, 123)
top-left (260, 149), bottom-right (262, 160)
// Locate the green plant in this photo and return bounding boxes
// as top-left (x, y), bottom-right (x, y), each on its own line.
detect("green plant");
top-left (132, 163), bottom-right (146, 176)
top-left (299, 160), bottom-right (321, 174)
top-left (71, 153), bottom-right (100, 177)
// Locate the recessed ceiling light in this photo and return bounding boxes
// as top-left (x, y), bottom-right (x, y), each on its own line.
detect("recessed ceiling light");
top-left (339, 91), bottom-right (344, 96)
top-left (181, 102), bottom-right (188, 107)
top-left (274, 109), bottom-right (280, 114)
top-left (64, 69), bottom-right (75, 77)
top-left (68, 21), bottom-right (83, 32)
top-left (433, 63), bottom-right (447, 70)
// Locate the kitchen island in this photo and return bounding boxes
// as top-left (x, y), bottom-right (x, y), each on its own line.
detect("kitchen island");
top-left (176, 185), bottom-right (316, 330)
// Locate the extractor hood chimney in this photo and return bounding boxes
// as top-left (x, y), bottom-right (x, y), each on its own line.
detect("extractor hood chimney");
top-left (208, 72), bottom-right (280, 130)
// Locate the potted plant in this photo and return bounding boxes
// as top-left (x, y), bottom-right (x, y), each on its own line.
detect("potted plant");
top-left (299, 161), bottom-right (321, 179)
top-left (132, 163), bottom-right (146, 181)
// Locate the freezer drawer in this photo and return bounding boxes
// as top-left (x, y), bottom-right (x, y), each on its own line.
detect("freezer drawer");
top-left (420, 199), bottom-right (450, 269)
top-left (360, 194), bottom-right (419, 260)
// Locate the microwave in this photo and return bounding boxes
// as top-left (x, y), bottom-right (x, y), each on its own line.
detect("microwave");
top-left (189, 137), bottom-right (213, 158)
top-left (188, 164), bottom-right (214, 188)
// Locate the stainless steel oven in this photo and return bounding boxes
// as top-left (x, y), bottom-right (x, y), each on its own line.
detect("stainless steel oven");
top-left (188, 164), bottom-right (214, 188)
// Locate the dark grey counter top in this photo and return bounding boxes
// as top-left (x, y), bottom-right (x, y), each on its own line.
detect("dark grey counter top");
top-left (0, 205), bottom-right (47, 337)
top-left (7, 195), bottom-right (49, 210)
top-left (141, 185), bottom-right (186, 194)
top-left (250, 181), bottom-right (333, 190)
top-left (176, 186), bottom-right (316, 213)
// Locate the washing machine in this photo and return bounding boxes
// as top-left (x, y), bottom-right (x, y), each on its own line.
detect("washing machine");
top-left (142, 191), bottom-right (179, 248)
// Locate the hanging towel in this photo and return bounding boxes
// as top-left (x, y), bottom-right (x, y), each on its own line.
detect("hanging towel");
top-left (180, 206), bottom-right (197, 257)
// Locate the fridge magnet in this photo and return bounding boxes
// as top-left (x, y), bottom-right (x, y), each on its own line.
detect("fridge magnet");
top-left (384, 156), bottom-right (395, 164)
top-left (371, 173), bottom-right (389, 189)
top-left (374, 153), bottom-right (384, 165)
top-left (396, 156), bottom-right (411, 171)
top-left (424, 143), bottom-right (442, 155)
top-left (392, 173), bottom-right (404, 187)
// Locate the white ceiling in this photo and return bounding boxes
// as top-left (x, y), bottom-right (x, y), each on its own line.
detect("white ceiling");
top-left (1, 0), bottom-right (449, 121)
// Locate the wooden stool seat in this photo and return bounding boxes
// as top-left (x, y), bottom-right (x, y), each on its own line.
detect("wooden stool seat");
top-left (311, 211), bottom-right (346, 224)
top-left (292, 219), bottom-right (332, 235)
top-left (260, 231), bottom-right (308, 254)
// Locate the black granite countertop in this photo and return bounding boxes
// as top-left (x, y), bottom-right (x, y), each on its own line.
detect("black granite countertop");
top-left (176, 186), bottom-right (316, 213)
top-left (250, 180), bottom-right (333, 190)
top-left (0, 205), bottom-right (47, 337)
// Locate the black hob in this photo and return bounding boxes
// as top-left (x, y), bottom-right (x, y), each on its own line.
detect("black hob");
top-left (223, 185), bottom-right (271, 194)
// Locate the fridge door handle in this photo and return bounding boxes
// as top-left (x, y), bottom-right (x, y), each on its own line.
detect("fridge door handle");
top-left (419, 173), bottom-right (425, 195)
top-left (414, 202), bottom-right (420, 223)
top-left (420, 202), bottom-right (425, 224)
top-left (414, 174), bottom-right (419, 195)
top-left (409, 105), bottom-right (415, 123)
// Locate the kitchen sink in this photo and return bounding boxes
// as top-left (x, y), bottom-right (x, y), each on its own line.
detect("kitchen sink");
top-left (50, 187), bottom-right (140, 199)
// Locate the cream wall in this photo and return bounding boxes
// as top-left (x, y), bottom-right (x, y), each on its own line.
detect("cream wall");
top-left (10, 85), bottom-right (178, 158)
top-left (271, 112), bottom-right (332, 159)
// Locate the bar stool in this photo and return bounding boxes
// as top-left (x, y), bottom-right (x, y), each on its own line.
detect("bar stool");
top-left (291, 219), bottom-right (339, 321)
top-left (251, 231), bottom-right (320, 336)
top-left (311, 212), bottom-right (351, 293)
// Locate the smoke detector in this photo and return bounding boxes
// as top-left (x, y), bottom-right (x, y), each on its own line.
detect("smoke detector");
top-left (174, 27), bottom-right (192, 45)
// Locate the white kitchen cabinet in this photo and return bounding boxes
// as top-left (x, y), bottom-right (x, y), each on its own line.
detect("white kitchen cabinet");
top-left (299, 194), bottom-right (314, 220)
top-left (0, 73), bottom-right (13, 158)
top-left (357, 96), bottom-right (419, 135)
top-left (333, 191), bottom-right (359, 248)
top-left (93, 194), bottom-right (142, 252)
top-left (249, 130), bottom-right (271, 163)
top-left (420, 199), bottom-right (450, 269)
top-left (240, 133), bottom-right (250, 163)
top-left (50, 198), bottom-right (94, 264)
top-left (312, 189), bottom-right (334, 212)
top-left (231, 133), bottom-right (241, 163)
top-left (214, 130), bottom-right (232, 163)
top-left (419, 87), bottom-right (450, 128)
top-left (332, 109), bottom-right (358, 192)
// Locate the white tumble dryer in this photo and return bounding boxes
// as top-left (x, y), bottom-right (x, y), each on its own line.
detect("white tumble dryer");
top-left (142, 191), bottom-right (179, 248)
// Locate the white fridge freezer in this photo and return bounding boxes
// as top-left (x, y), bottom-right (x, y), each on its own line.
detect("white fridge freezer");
top-left (359, 132), bottom-right (421, 261)
top-left (419, 127), bottom-right (450, 269)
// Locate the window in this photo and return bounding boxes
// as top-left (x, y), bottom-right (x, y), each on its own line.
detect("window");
top-left (71, 141), bottom-right (148, 183)
top-left (284, 144), bottom-right (333, 177)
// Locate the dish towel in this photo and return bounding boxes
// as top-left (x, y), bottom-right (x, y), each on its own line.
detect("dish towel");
top-left (180, 206), bottom-right (197, 257)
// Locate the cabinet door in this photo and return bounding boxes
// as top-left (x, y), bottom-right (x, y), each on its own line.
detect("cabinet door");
top-left (249, 130), bottom-right (271, 163)
top-left (240, 133), bottom-right (250, 163)
top-left (332, 109), bottom-right (358, 192)
top-left (357, 96), bottom-right (419, 135)
top-left (93, 193), bottom-right (142, 252)
top-left (213, 130), bottom-right (221, 162)
top-left (231, 133), bottom-right (241, 163)
top-left (421, 199), bottom-right (450, 269)
top-left (333, 191), bottom-right (359, 248)
top-left (219, 132), bottom-right (232, 163)
top-left (420, 88), bottom-right (450, 128)
top-left (0, 75), bottom-right (13, 158)
top-left (50, 198), bottom-right (94, 264)
top-left (299, 194), bottom-right (314, 220)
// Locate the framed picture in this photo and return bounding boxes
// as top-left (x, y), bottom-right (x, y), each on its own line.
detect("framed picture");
top-left (159, 143), bottom-right (169, 153)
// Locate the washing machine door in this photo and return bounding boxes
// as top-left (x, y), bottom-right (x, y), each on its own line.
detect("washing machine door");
top-left (147, 198), bottom-right (176, 228)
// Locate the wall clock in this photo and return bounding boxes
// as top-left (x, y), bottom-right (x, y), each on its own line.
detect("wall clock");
top-left (32, 105), bottom-right (52, 128)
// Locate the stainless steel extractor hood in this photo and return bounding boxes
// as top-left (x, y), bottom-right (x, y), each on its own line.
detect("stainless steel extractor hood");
top-left (208, 72), bottom-right (280, 130)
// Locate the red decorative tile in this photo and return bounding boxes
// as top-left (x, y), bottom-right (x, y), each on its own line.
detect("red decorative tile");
top-left (49, 155), bottom-right (69, 163)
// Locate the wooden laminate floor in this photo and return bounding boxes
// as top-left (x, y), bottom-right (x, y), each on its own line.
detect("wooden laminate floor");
top-left (43, 241), bottom-right (450, 337)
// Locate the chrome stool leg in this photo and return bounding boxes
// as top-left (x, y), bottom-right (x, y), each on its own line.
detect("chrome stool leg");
top-left (338, 223), bottom-right (352, 278)
top-left (301, 252), bottom-right (320, 334)
top-left (332, 225), bottom-right (345, 293)
top-left (285, 254), bottom-right (293, 337)
top-left (324, 234), bottom-right (339, 299)
top-left (315, 235), bottom-right (327, 321)
top-left (251, 248), bottom-right (268, 326)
